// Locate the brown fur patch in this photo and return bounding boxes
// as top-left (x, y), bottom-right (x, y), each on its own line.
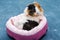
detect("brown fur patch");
top-left (34, 2), bottom-right (44, 12)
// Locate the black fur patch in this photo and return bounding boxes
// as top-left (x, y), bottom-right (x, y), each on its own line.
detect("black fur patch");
top-left (23, 20), bottom-right (39, 31)
top-left (28, 4), bottom-right (36, 16)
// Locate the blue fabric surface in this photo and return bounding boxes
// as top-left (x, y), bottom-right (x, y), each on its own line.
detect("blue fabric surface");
top-left (0, 0), bottom-right (60, 40)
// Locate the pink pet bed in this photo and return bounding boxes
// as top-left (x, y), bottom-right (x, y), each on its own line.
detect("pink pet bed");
top-left (6, 15), bottom-right (48, 40)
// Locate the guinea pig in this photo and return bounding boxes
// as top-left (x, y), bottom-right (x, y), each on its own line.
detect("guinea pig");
top-left (23, 2), bottom-right (44, 31)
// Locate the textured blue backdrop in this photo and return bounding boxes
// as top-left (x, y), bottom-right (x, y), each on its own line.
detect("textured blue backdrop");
top-left (0, 0), bottom-right (60, 40)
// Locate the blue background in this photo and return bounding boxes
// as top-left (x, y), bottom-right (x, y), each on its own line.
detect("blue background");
top-left (0, 0), bottom-right (60, 40)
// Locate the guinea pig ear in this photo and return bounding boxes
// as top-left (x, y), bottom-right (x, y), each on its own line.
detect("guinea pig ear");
top-left (34, 2), bottom-right (44, 12)
top-left (34, 2), bottom-right (44, 16)
top-left (24, 7), bottom-right (28, 13)
top-left (24, 7), bottom-right (29, 16)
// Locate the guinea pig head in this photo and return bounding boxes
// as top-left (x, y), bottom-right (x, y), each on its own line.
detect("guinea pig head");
top-left (24, 2), bottom-right (44, 17)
